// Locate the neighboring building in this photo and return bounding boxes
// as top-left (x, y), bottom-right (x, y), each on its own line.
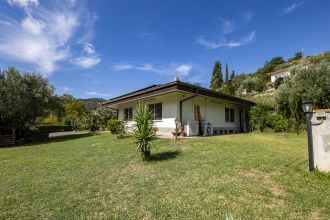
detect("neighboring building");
top-left (269, 67), bottom-right (291, 83)
top-left (101, 80), bottom-right (255, 137)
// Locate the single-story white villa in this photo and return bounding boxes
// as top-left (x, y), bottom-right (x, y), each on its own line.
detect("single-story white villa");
top-left (269, 67), bottom-right (291, 83)
top-left (101, 79), bottom-right (255, 137)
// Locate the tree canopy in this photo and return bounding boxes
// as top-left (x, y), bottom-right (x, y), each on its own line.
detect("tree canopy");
top-left (210, 60), bottom-right (223, 91)
top-left (0, 67), bottom-right (54, 132)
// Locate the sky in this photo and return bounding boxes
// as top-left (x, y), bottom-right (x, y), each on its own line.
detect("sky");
top-left (0, 0), bottom-right (330, 99)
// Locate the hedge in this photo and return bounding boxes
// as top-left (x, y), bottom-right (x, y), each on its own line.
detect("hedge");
top-left (37, 125), bottom-right (74, 133)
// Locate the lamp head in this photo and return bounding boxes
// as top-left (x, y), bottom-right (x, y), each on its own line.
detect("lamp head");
top-left (302, 98), bottom-right (313, 113)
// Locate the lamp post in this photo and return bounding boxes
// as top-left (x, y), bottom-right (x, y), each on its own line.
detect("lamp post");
top-left (302, 98), bottom-right (314, 172)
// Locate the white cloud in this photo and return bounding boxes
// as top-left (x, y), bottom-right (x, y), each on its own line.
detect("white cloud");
top-left (197, 31), bottom-right (256, 49)
top-left (174, 64), bottom-right (192, 76)
top-left (0, 1), bottom-right (100, 76)
top-left (283, 2), bottom-right (304, 14)
top-left (62, 87), bottom-right (73, 93)
top-left (86, 91), bottom-right (111, 97)
top-left (83, 42), bottom-right (95, 54)
top-left (113, 62), bottom-right (193, 77)
top-left (198, 12), bottom-right (255, 50)
top-left (7, 0), bottom-right (38, 8)
top-left (113, 63), bottom-right (134, 71)
top-left (243, 11), bottom-right (254, 22)
top-left (72, 56), bottom-right (101, 69)
top-left (219, 18), bottom-right (235, 34)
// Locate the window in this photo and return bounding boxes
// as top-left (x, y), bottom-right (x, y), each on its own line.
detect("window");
top-left (148, 103), bottom-right (162, 120)
top-left (225, 108), bottom-right (235, 123)
top-left (124, 107), bottom-right (133, 121)
top-left (230, 109), bottom-right (235, 122)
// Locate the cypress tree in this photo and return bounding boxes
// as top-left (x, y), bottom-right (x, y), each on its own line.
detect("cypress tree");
top-left (225, 63), bottom-right (229, 84)
top-left (230, 70), bottom-right (235, 81)
top-left (210, 60), bottom-right (223, 91)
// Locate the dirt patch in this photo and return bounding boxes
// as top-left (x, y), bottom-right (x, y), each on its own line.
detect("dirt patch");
top-left (266, 199), bottom-right (285, 208)
top-left (239, 169), bottom-right (262, 177)
top-left (309, 210), bottom-right (322, 220)
top-left (270, 185), bottom-right (285, 197)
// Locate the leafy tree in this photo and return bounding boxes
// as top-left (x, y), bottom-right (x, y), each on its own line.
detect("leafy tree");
top-left (82, 112), bottom-right (100, 133)
top-left (222, 84), bottom-right (236, 96)
top-left (64, 99), bottom-right (87, 130)
top-left (210, 60), bottom-right (223, 91)
top-left (225, 63), bottom-right (229, 83)
top-left (0, 67), bottom-right (54, 133)
top-left (249, 104), bottom-right (271, 132)
top-left (255, 56), bottom-right (285, 81)
top-left (288, 51), bottom-right (303, 62)
top-left (274, 77), bottom-right (284, 89)
top-left (231, 73), bottom-right (247, 92)
top-left (276, 61), bottom-right (330, 125)
top-left (133, 102), bottom-right (157, 160)
top-left (255, 78), bottom-right (267, 92)
top-left (96, 107), bottom-right (114, 129)
top-left (243, 77), bottom-right (256, 93)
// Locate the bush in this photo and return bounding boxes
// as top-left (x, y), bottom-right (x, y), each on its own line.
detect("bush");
top-left (274, 77), bottom-right (284, 89)
top-left (81, 113), bottom-right (100, 132)
top-left (37, 125), bottom-right (73, 133)
top-left (268, 114), bottom-right (289, 132)
top-left (249, 104), bottom-right (273, 132)
top-left (107, 119), bottom-right (126, 135)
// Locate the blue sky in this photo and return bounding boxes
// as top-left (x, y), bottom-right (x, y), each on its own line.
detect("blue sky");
top-left (0, 0), bottom-right (329, 99)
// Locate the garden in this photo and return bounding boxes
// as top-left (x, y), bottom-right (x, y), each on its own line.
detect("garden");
top-left (1, 132), bottom-right (330, 219)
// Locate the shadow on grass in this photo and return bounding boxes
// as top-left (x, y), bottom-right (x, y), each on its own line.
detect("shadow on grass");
top-left (49, 132), bottom-right (94, 143)
top-left (149, 150), bottom-right (181, 162)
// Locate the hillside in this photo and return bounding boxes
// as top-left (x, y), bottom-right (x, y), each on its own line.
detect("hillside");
top-left (231, 50), bottom-right (330, 107)
top-left (79, 98), bottom-right (105, 110)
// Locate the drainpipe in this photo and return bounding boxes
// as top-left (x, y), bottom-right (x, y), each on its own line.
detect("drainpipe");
top-left (179, 89), bottom-right (198, 129)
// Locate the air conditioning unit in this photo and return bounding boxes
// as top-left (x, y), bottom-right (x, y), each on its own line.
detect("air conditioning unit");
top-left (202, 125), bottom-right (213, 136)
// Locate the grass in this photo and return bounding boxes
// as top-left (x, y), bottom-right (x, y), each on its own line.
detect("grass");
top-left (1, 132), bottom-right (330, 219)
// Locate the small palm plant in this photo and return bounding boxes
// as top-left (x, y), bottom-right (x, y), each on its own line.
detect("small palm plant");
top-left (133, 102), bottom-right (157, 160)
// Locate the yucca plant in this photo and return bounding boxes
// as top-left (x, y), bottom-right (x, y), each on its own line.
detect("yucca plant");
top-left (133, 102), bottom-right (157, 160)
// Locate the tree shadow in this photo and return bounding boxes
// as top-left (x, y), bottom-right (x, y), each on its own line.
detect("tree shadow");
top-left (49, 132), bottom-right (94, 143)
top-left (149, 150), bottom-right (181, 162)
top-left (0, 132), bottom-right (94, 148)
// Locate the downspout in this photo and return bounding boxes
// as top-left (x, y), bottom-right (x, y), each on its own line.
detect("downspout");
top-left (179, 89), bottom-right (198, 128)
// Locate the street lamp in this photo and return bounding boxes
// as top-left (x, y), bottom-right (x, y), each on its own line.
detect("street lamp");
top-left (302, 98), bottom-right (314, 172)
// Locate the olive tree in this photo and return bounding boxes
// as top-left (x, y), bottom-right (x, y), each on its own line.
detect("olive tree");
top-left (0, 67), bottom-right (54, 133)
top-left (276, 61), bottom-right (330, 127)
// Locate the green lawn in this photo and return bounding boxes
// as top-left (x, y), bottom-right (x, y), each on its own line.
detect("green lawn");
top-left (1, 132), bottom-right (330, 219)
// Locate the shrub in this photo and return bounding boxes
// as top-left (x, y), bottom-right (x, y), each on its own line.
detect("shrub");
top-left (37, 125), bottom-right (73, 133)
top-left (107, 119), bottom-right (125, 135)
top-left (274, 77), bottom-right (284, 89)
top-left (250, 104), bottom-right (272, 132)
top-left (268, 114), bottom-right (289, 132)
top-left (82, 113), bottom-right (100, 132)
top-left (133, 102), bottom-right (156, 160)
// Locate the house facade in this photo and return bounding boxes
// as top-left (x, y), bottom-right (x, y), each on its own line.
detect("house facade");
top-left (269, 67), bottom-right (291, 83)
top-left (101, 80), bottom-right (255, 137)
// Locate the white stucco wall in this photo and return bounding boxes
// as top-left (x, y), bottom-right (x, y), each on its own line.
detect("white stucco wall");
top-left (114, 91), bottom-right (249, 137)
top-left (312, 112), bottom-right (330, 172)
top-left (270, 69), bottom-right (291, 82)
top-left (117, 92), bottom-right (179, 136)
top-left (180, 94), bottom-right (242, 132)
